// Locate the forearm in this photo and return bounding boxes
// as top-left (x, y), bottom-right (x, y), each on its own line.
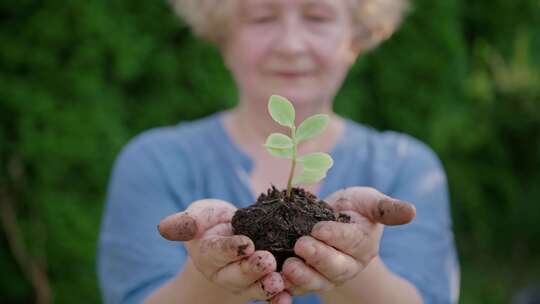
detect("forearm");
top-left (320, 256), bottom-right (422, 304)
top-left (145, 258), bottom-right (247, 304)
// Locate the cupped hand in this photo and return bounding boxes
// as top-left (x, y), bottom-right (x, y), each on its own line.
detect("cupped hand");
top-left (157, 199), bottom-right (291, 303)
top-left (281, 187), bottom-right (416, 296)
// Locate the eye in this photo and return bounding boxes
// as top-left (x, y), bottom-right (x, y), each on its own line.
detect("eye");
top-left (250, 15), bottom-right (277, 24)
top-left (306, 14), bottom-right (331, 22)
top-left (304, 4), bottom-right (336, 23)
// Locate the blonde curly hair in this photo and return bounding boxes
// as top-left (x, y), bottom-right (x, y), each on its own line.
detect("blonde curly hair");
top-left (169, 0), bottom-right (409, 51)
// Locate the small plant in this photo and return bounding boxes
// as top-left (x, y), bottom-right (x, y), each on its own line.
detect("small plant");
top-left (263, 95), bottom-right (333, 199)
top-left (232, 95), bottom-right (348, 270)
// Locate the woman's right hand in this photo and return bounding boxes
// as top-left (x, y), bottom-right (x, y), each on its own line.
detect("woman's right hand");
top-left (157, 199), bottom-right (291, 303)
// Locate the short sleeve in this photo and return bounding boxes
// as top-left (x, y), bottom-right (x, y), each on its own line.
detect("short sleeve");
top-left (97, 133), bottom-right (189, 303)
top-left (379, 135), bottom-right (460, 304)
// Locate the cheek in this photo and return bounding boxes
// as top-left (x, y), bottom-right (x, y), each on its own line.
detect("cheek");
top-left (227, 37), bottom-right (269, 77)
top-left (311, 32), bottom-right (356, 69)
top-left (316, 47), bottom-right (354, 79)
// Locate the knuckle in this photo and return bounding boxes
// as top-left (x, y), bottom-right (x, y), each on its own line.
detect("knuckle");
top-left (230, 236), bottom-right (252, 256)
top-left (347, 230), bottom-right (366, 253)
top-left (207, 237), bottom-right (223, 250)
top-left (292, 268), bottom-right (309, 285)
top-left (304, 276), bottom-right (335, 293)
top-left (333, 263), bottom-right (357, 284)
top-left (223, 238), bottom-right (236, 253)
top-left (230, 235), bottom-right (244, 249)
top-left (284, 264), bottom-right (309, 285)
top-left (200, 237), bottom-right (217, 253)
top-left (199, 207), bottom-right (217, 224)
top-left (345, 242), bottom-right (358, 255)
top-left (213, 238), bottom-right (232, 255)
top-left (307, 247), bottom-right (325, 268)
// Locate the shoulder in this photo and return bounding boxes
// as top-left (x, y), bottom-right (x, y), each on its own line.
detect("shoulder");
top-left (117, 112), bottom-right (222, 163)
top-left (109, 112), bottom-right (224, 187)
top-left (107, 112), bottom-right (224, 206)
top-left (343, 119), bottom-right (445, 190)
top-left (345, 119), bottom-right (441, 166)
top-left (377, 130), bottom-right (442, 169)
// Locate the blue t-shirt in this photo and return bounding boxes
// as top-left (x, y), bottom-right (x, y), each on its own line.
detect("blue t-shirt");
top-left (97, 111), bottom-right (460, 303)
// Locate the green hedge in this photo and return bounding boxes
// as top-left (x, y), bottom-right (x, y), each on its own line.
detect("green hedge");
top-left (1, 0), bottom-right (539, 303)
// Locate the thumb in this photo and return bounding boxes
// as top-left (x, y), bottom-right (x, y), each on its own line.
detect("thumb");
top-left (326, 187), bottom-right (416, 226)
top-left (158, 199), bottom-right (237, 241)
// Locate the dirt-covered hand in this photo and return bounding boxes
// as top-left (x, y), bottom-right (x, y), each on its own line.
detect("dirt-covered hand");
top-left (281, 187), bottom-right (416, 296)
top-left (157, 199), bottom-right (288, 302)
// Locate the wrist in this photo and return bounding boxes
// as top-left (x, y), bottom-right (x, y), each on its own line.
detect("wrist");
top-left (320, 256), bottom-right (422, 304)
top-left (322, 256), bottom-right (387, 297)
top-left (146, 258), bottom-right (247, 304)
top-left (182, 259), bottom-right (248, 303)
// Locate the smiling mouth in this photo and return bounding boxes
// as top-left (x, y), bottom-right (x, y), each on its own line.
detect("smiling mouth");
top-left (273, 71), bottom-right (311, 78)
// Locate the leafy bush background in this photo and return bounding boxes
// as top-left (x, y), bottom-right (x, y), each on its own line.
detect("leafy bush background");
top-left (1, 0), bottom-right (539, 303)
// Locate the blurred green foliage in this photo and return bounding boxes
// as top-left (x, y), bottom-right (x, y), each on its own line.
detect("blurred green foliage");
top-left (0, 0), bottom-right (539, 303)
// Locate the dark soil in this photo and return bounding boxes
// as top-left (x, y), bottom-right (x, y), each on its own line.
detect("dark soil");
top-left (231, 185), bottom-right (350, 271)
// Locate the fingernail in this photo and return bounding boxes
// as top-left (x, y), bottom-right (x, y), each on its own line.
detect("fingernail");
top-left (377, 198), bottom-right (416, 226)
top-left (159, 213), bottom-right (198, 241)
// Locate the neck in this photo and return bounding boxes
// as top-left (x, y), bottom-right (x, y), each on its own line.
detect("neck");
top-left (223, 96), bottom-right (345, 157)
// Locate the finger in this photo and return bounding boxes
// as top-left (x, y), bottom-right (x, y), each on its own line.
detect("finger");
top-left (158, 212), bottom-right (198, 241)
top-left (243, 272), bottom-right (285, 301)
top-left (213, 250), bottom-right (276, 289)
top-left (270, 291), bottom-right (293, 304)
top-left (158, 199), bottom-right (236, 241)
top-left (282, 257), bottom-right (334, 295)
top-left (326, 187), bottom-right (416, 225)
top-left (294, 236), bottom-right (360, 285)
top-left (199, 235), bottom-right (255, 269)
top-left (311, 221), bottom-right (380, 266)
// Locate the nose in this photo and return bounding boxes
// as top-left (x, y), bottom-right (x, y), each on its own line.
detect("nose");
top-left (272, 16), bottom-right (308, 56)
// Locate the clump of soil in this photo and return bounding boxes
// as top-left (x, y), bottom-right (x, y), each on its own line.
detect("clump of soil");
top-left (231, 185), bottom-right (350, 271)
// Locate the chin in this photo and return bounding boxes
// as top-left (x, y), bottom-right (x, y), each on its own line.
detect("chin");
top-left (270, 91), bottom-right (326, 109)
top-left (261, 86), bottom-right (309, 101)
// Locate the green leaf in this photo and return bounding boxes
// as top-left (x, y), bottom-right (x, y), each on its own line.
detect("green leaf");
top-left (263, 133), bottom-right (293, 158)
top-left (292, 169), bottom-right (326, 185)
top-left (263, 133), bottom-right (293, 159)
top-left (296, 114), bottom-right (329, 142)
top-left (268, 95), bottom-right (295, 128)
top-left (264, 133), bottom-right (293, 149)
top-left (265, 146), bottom-right (293, 159)
top-left (297, 152), bottom-right (333, 171)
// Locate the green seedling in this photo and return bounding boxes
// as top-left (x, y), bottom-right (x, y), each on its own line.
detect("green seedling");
top-left (263, 95), bottom-right (334, 199)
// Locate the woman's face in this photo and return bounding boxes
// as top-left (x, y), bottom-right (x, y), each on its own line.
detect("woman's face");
top-left (222, 0), bottom-right (360, 109)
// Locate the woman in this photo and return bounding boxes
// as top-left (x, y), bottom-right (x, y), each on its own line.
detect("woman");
top-left (98, 0), bottom-right (459, 303)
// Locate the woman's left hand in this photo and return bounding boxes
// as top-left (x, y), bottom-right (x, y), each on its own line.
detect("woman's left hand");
top-left (279, 187), bottom-right (416, 297)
